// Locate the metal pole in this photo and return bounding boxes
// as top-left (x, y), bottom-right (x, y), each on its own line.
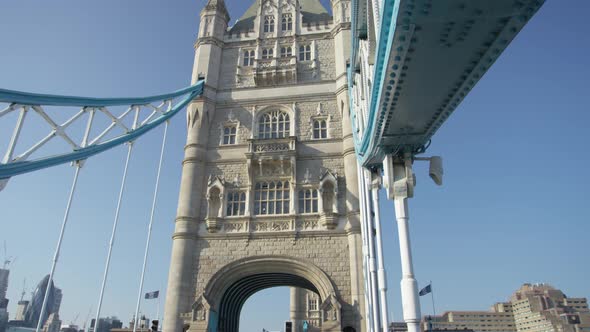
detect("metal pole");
top-left (363, 170), bottom-right (381, 332)
top-left (357, 163), bottom-right (373, 332)
top-left (133, 122), bottom-right (168, 332)
top-left (394, 197), bottom-right (421, 332)
top-left (36, 164), bottom-right (82, 332)
top-left (370, 175), bottom-right (390, 331)
top-left (94, 143), bottom-right (134, 332)
top-left (430, 281), bottom-right (436, 318)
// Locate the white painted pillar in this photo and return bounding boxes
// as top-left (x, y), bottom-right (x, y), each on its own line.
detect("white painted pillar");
top-left (357, 164), bottom-right (373, 332)
top-left (394, 197), bottom-right (421, 332)
top-left (370, 173), bottom-right (389, 331)
top-left (362, 170), bottom-right (381, 332)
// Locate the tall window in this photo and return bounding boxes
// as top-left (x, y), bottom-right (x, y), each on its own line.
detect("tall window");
top-left (308, 297), bottom-right (319, 311)
top-left (298, 189), bottom-right (318, 213)
top-left (280, 46), bottom-right (292, 58)
top-left (299, 45), bottom-right (311, 61)
top-left (262, 48), bottom-right (274, 59)
top-left (222, 125), bottom-right (237, 145)
top-left (264, 15), bottom-right (275, 32)
top-left (243, 50), bottom-right (255, 66)
top-left (254, 181), bottom-right (290, 215)
top-left (258, 110), bottom-right (290, 139)
top-left (313, 119), bottom-right (327, 139)
top-left (226, 191), bottom-right (246, 216)
top-left (281, 13), bottom-right (293, 31)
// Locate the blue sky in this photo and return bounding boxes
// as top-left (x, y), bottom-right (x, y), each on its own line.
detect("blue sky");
top-left (1, 0), bottom-right (589, 331)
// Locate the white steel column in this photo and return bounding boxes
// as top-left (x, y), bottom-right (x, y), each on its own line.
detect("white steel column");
top-left (362, 170), bottom-right (380, 332)
top-left (357, 163), bottom-right (373, 332)
top-left (370, 171), bottom-right (389, 331)
top-left (394, 196), bottom-right (421, 332)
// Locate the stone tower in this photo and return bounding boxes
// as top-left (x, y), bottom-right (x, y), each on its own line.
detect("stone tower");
top-left (163, 0), bottom-right (364, 330)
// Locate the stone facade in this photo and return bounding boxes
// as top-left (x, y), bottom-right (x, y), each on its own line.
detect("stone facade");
top-left (163, 0), bottom-right (363, 331)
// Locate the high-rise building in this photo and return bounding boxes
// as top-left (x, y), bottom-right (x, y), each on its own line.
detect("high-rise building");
top-left (24, 275), bottom-right (62, 329)
top-left (14, 301), bottom-right (29, 321)
top-left (41, 313), bottom-right (61, 332)
top-left (423, 284), bottom-right (590, 332)
top-left (0, 269), bottom-right (9, 302)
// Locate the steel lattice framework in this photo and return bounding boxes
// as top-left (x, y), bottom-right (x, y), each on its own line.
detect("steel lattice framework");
top-left (0, 80), bottom-right (204, 189)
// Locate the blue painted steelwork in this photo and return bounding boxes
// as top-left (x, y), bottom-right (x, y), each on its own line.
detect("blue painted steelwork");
top-left (348, 0), bottom-right (545, 166)
top-left (0, 80), bottom-right (204, 179)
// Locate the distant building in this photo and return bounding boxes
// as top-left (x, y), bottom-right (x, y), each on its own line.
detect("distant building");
top-left (0, 269), bottom-right (8, 302)
top-left (89, 317), bottom-right (122, 332)
top-left (1, 298), bottom-right (9, 332)
top-left (23, 275), bottom-right (62, 329)
top-left (14, 301), bottom-right (29, 321)
top-left (42, 313), bottom-right (61, 332)
top-left (422, 284), bottom-right (590, 332)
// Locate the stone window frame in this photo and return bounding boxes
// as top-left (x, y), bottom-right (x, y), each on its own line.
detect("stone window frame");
top-left (299, 44), bottom-right (312, 61)
top-left (264, 15), bottom-right (275, 33)
top-left (280, 46), bottom-right (293, 58)
top-left (281, 13), bottom-right (293, 31)
top-left (225, 191), bottom-right (247, 217)
top-left (298, 187), bottom-right (319, 214)
top-left (254, 105), bottom-right (295, 139)
top-left (218, 111), bottom-right (240, 146)
top-left (253, 180), bottom-right (291, 216)
top-left (242, 49), bottom-right (255, 67)
top-left (312, 118), bottom-right (328, 140)
top-left (261, 48), bottom-right (274, 59)
top-left (222, 125), bottom-right (237, 145)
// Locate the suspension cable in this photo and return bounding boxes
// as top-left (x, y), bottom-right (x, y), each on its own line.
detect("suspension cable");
top-left (93, 142), bottom-right (134, 332)
top-left (36, 164), bottom-right (82, 332)
top-left (133, 121), bottom-right (169, 332)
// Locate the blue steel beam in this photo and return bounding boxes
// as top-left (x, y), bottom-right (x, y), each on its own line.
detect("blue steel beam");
top-left (349, 0), bottom-right (545, 166)
top-left (0, 80), bottom-right (204, 179)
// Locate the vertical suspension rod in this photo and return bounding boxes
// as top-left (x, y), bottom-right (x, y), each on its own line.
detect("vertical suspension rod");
top-left (133, 121), bottom-right (169, 332)
top-left (357, 163), bottom-right (373, 332)
top-left (364, 170), bottom-right (381, 332)
top-left (35, 164), bottom-right (82, 332)
top-left (94, 142), bottom-right (134, 332)
top-left (370, 171), bottom-right (390, 331)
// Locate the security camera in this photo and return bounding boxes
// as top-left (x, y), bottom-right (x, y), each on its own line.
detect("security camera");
top-left (428, 156), bottom-right (443, 186)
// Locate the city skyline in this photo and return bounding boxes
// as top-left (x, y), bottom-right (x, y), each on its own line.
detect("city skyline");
top-left (1, 0), bottom-right (589, 331)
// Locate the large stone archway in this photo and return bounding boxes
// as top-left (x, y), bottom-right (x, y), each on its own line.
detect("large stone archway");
top-left (195, 256), bottom-right (342, 332)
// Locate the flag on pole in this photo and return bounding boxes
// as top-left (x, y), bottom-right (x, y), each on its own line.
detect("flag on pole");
top-left (145, 291), bottom-right (159, 299)
top-left (419, 284), bottom-right (432, 296)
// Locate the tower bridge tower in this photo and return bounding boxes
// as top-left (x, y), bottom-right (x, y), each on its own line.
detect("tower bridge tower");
top-left (163, 0), bottom-right (366, 331)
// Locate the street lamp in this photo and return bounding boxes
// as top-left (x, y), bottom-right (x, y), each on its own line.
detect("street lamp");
top-left (382, 152), bottom-right (443, 332)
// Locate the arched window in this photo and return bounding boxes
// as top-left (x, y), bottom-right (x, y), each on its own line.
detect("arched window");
top-left (264, 15), bottom-right (275, 32)
top-left (281, 13), bottom-right (293, 31)
top-left (299, 45), bottom-right (311, 61)
top-left (258, 110), bottom-right (290, 139)
top-left (298, 189), bottom-right (318, 213)
top-left (262, 48), bottom-right (274, 59)
top-left (254, 181), bottom-right (290, 215)
top-left (280, 46), bottom-right (292, 58)
top-left (223, 125), bottom-right (237, 145)
top-left (243, 50), bottom-right (255, 66)
top-left (313, 119), bottom-right (327, 139)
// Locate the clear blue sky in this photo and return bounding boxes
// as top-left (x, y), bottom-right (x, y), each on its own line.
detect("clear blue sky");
top-left (1, 0), bottom-right (589, 331)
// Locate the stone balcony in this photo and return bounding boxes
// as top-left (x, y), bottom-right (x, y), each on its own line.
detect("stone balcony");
top-left (246, 136), bottom-right (296, 158)
top-left (253, 57), bottom-right (297, 86)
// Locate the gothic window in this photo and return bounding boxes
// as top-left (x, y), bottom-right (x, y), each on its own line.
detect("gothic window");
top-left (264, 15), bottom-right (275, 32)
top-left (313, 119), bottom-right (327, 139)
top-left (226, 191), bottom-right (246, 216)
top-left (222, 125), bottom-right (237, 145)
top-left (280, 46), bottom-right (292, 58)
top-left (262, 48), bottom-right (274, 59)
top-left (299, 44), bottom-right (311, 61)
top-left (308, 296), bottom-right (319, 311)
top-left (254, 181), bottom-right (290, 215)
top-left (281, 13), bottom-right (293, 31)
top-left (298, 189), bottom-right (318, 214)
top-left (243, 50), bottom-right (255, 66)
top-left (258, 110), bottom-right (290, 139)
